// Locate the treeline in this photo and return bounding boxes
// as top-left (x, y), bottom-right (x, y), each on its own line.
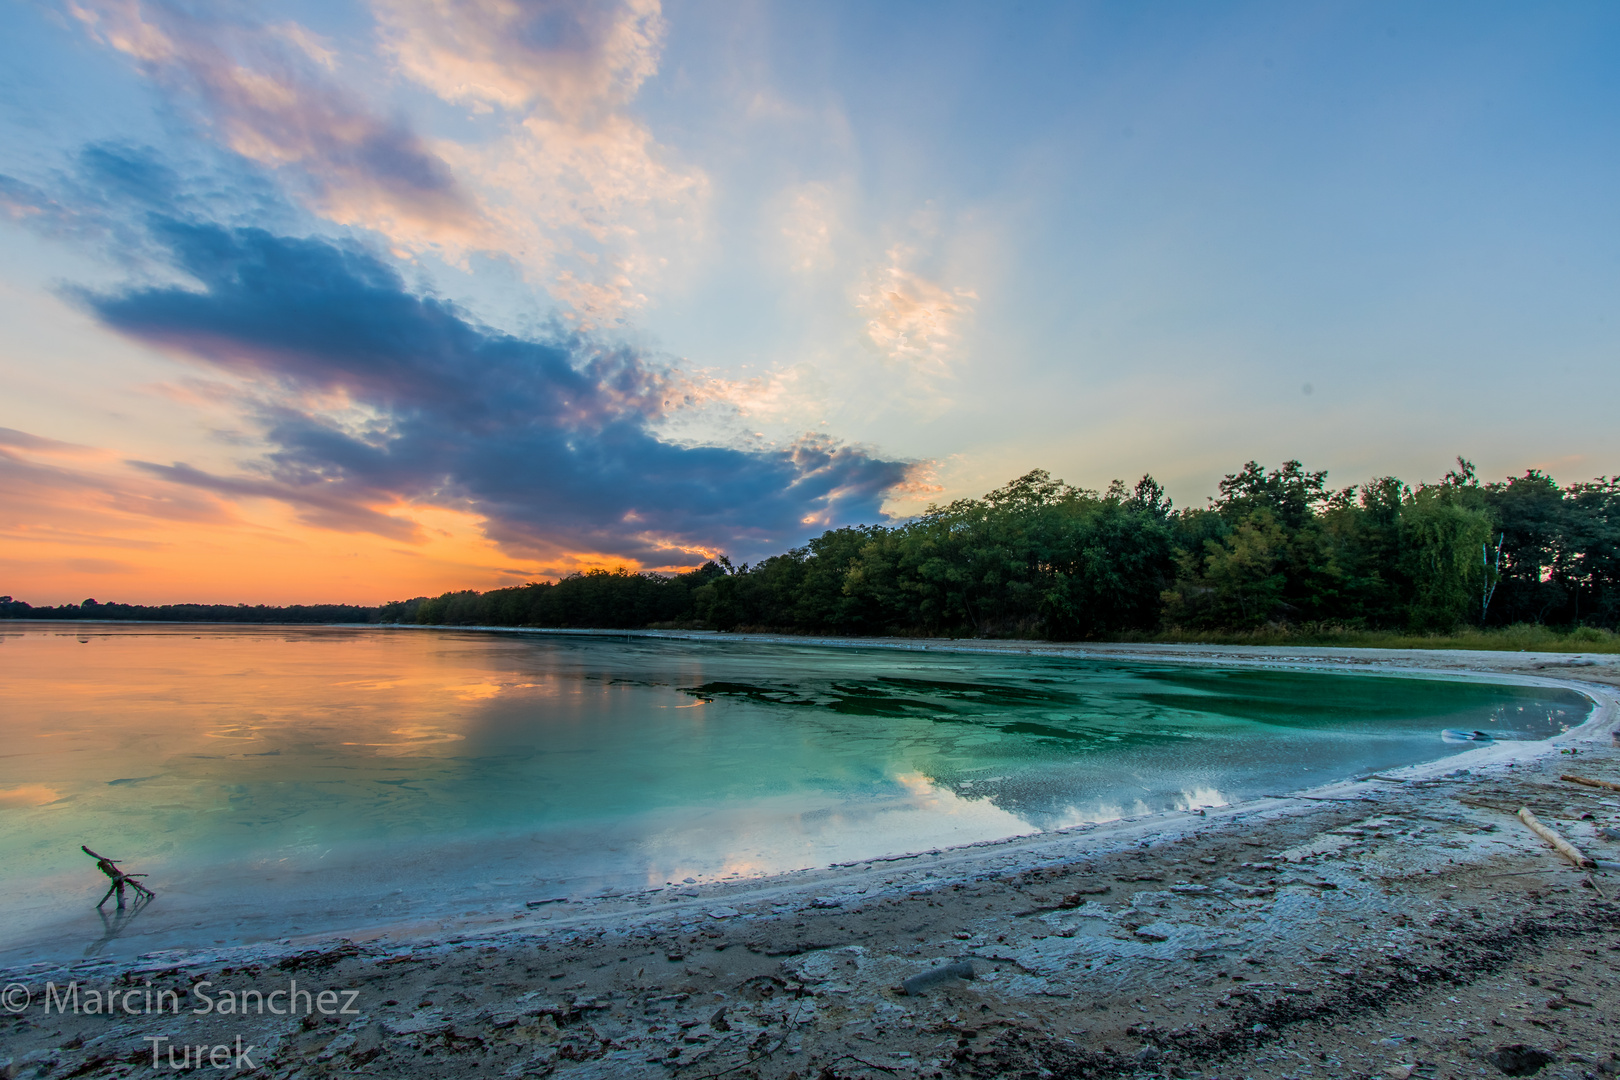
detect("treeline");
top-left (0, 597), bottom-right (375, 623)
top-left (374, 565), bottom-right (719, 629)
top-left (8, 459), bottom-right (1616, 639)
top-left (376, 459), bottom-right (1620, 639)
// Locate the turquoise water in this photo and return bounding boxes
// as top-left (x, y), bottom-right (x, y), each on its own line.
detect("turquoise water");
top-left (0, 624), bottom-right (1589, 961)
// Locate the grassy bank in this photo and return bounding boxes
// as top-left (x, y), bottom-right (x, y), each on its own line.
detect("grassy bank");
top-left (1111, 622), bottom-right (1620, 653)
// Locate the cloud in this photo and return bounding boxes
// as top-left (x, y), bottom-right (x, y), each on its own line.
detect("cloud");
top-left (0, 427), bottom-right (103, 457)
top-left (69, 0), bottom-right (483, 252)
top-left (372, 0), bottom-right (663, 119)
top-left (128, 460), bottom-right (426, 542)
top-left (372, 0), bottom-right (707, 322)
top-left (78, 219), bottom-right (913, 564)
top-left (776, 182), bottom-right (839, 274)
top-left (66, 557), bottom-right (139, 574)
top-left (0, 437), bottom-right (241, 566)
top-left (65, 0), bottom-right (705, 324)
top-left (857, 246), bottom-right (977, 373)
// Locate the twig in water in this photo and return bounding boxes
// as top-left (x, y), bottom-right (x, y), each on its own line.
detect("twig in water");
top-left (82, 846), bottom-right (155, 908)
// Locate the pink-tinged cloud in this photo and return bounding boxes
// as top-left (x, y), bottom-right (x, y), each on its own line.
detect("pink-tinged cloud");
top-left (372, 0), bottom-right (706, 321)
top-left (372, 0), bottom-right (664, 120)
top-left (858, 246), bottom-right (977, 374)
top-left (0, 427), bottom-right (105, 457)
top-left (129, 461), bottom-right (426, 542)
top-left (67, 0), bottom-right (706, 323)
top-left (0, 442), bottom-right (235, 531)
top-left (68, 0), bottom-right (483, 251)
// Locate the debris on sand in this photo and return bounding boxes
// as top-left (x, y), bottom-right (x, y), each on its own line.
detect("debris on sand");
top-left (1484, 1043), bottom-right (1556, 1076)
top-left (901, 959), bottom-right (975, 996)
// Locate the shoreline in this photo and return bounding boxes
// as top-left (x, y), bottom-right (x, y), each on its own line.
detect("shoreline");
top-left (393, 622), bottom-right (1620, 688)
top-left (7, 641), bottom-right (1620, 1079)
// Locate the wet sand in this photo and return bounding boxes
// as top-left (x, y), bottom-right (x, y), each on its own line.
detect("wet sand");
top-left (6, 640), bottom-right (1620, 1080)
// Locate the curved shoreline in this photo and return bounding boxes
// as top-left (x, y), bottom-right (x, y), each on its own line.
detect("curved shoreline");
top-left (10, 637), bottom-right (1620, 1079)
top-left (9, 634), bottom-right (1616, 962)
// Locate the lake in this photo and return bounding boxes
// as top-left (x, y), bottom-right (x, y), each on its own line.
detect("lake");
top-left (0, 624), bottom-right (1589, 962)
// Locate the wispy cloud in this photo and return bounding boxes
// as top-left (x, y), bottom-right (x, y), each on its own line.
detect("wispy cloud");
top-left (775, 181), bottom-right (840, 274)
top-left (856, 245), bottom-right (976, 373)
top-left (372, 0), bottom-right (663, 118)
top-left (68, 0), bottom-right (484, 252)
top-left (0, 438), bottom-right (237, 538)
top-left (372, 0), bottom-right (706, 322)
top-left (0, 427), bottom-right (106, 457)
top-left (128, 460), bottom-right (426, 542)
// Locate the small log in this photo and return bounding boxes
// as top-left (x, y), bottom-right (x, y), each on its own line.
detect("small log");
top-left (1561, 774), bottom-right (1620, 793)
top-left (1516, 808), bottom-right (1596, 868)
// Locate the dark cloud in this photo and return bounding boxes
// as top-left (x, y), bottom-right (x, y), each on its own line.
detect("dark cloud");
top-left (81, 221), bottom-right (912, 564)
top-left (2, 142), bottom-right (295, 269)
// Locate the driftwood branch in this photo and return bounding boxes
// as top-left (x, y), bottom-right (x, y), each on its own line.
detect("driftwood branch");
top-left (82, 845), bottom-right (155, 908)
top-left (1561, 774), bottom-right (1620, 793)
top-left (1515, 808), bottom-right (1596, 869)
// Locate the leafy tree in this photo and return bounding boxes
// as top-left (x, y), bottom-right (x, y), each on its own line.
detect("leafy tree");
top-left (1399, 485), bottom-right (1495, 632)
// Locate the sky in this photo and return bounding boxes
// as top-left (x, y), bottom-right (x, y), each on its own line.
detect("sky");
top-left (2, 1), bottom-right (1619, 605)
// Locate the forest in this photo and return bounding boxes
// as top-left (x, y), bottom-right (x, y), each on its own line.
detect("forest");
top-left (0, 598), bottom-right (375, 624)
top-left (5, 459), bottom-right (1616, 640)
top-left (371, 458), bottom-right (1620, 639)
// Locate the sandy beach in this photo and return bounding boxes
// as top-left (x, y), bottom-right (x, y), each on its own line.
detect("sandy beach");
top-left (6, 639), bottom-right (1620, 1080)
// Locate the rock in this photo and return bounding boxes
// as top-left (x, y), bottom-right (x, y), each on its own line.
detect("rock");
top-left (1485, 1044), bottom-right (1556, 1077)
top-left (383, 1011), bottom-right (451, 1036)
top-left (315, 1033), bottom-right (358, 1062)
top-left (708, 907), bottom-right (740, 919)
top-left (902, 960), bottom-right (975, 996)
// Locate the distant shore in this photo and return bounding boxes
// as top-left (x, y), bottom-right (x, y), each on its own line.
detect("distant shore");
top-left (10, 612), bottom-right (1620, 657)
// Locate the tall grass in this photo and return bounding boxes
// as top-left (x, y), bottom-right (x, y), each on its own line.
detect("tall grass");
top-left (1112, 623), bottom-right (1620, 653)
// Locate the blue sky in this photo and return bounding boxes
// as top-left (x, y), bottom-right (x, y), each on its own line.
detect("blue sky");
top-left (2, 0), bottom-right (1618, 602)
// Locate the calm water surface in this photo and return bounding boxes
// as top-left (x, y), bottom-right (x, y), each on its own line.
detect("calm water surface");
top-left (0, 624), bottom-right (1589, 961)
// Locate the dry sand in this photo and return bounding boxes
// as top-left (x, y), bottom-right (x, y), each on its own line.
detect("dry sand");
top-left (6, 640), bottom-right (1620, 1080)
